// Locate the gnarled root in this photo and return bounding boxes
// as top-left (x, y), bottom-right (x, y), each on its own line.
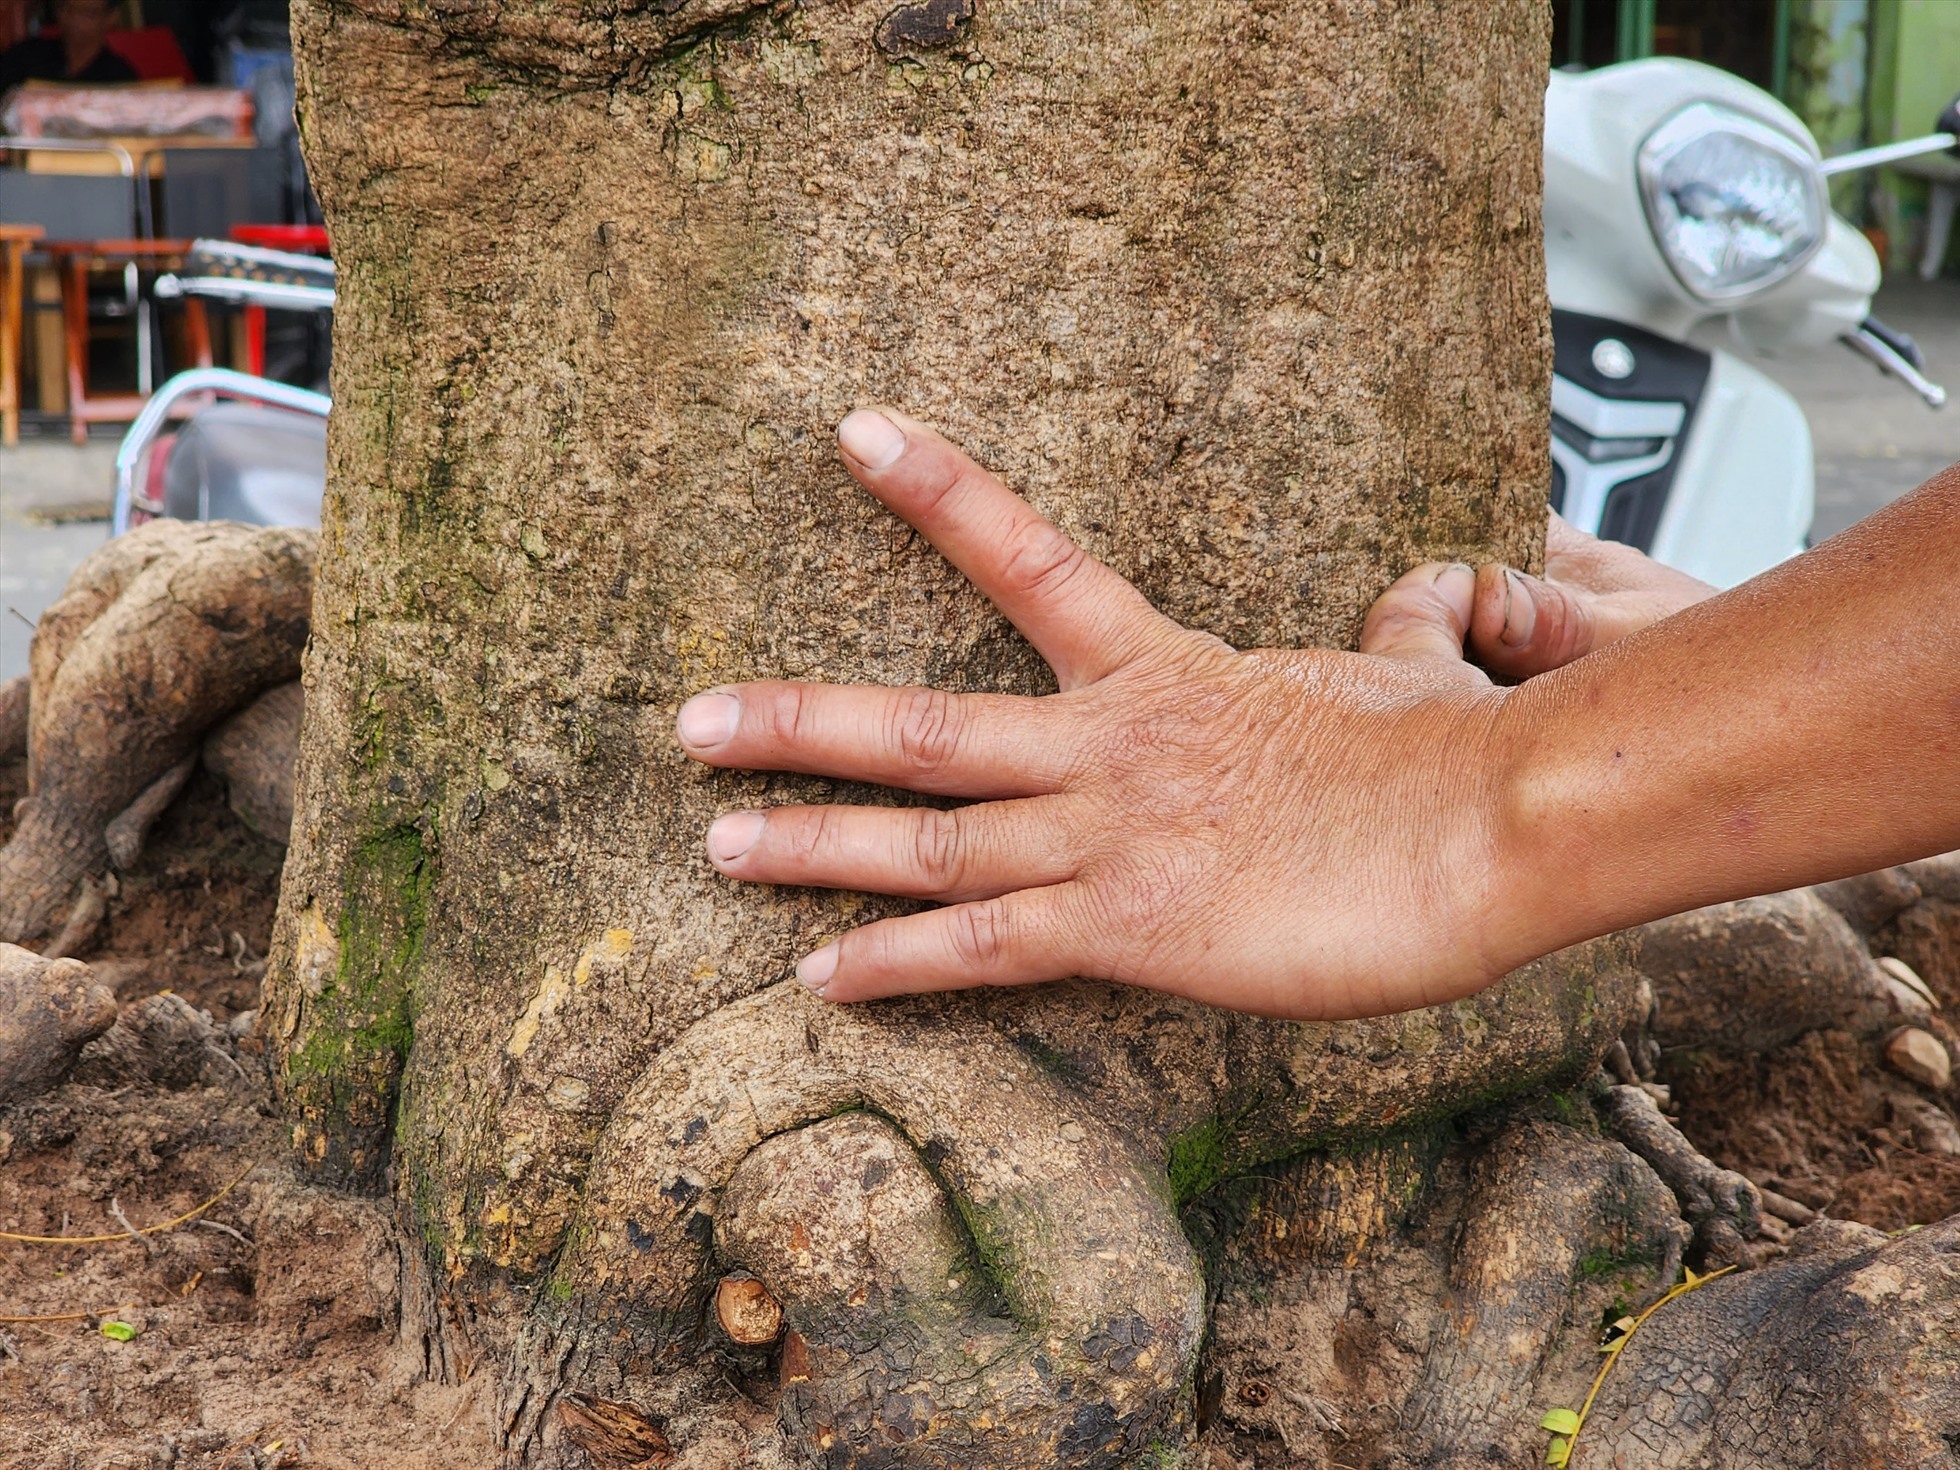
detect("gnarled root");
top-left (506, 943), bottom-right (1637, 1464)
top-left (71, 990), bottom-right (243, 1090)
top-left (1584, 1213), bottom-right (1960, 1466)
top-left (537, 984), bottom-right (1204, 1467)
top-left (103, 754), bottom-right (199, 871)
top-left (1208, 1119), bottom-right (1959, 1470)
top-left (724, 1113), bottom-right (1188, 1467)
top-left (0, 942), bottom-right (117, 1106)
top-left (202, 680), bottom-right (304, 843)
top-left (0, 521), bottom-right (315, 945)
top-left (1598, 1083), bottom-right (1761, 1267)
top-left (1629, 888), bottom-right (1919, 1055)
top-left (1391, 1123), bottom-right (1689, 1468)
top-left (0, 674), bottom-right (25, 760)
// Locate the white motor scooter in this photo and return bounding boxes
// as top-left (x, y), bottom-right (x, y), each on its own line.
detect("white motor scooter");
top-left (1544, 60), bottom-right (1953, 588)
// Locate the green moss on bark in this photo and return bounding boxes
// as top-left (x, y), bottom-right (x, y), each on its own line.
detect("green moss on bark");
top-left (284, 822), bottom-right (436, 1190)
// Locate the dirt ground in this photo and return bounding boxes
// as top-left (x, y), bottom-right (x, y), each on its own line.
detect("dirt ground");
top-left (3, 755), bottom-right (1957, 1469)
top-left (0, 764), bottom-right (495, 1470)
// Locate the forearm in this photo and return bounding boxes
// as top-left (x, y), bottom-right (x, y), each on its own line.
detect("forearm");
top-left (1494, 464), bottom-right (1960, 964)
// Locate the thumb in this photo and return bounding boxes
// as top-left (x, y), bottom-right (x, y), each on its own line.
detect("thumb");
top-left (1467, 564), bottom-right (1599, 679)
top-left (1359, 563), bottom-right (1488, 683)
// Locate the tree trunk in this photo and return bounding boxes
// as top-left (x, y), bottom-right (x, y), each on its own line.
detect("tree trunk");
top-left (262, 5), bottom-right (1960, 1469)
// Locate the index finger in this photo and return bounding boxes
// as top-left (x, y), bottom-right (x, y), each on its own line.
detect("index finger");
top-left (836, 408), bottom-right (1171, 689)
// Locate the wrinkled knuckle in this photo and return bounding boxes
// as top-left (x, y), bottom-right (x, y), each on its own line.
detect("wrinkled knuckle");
top-left (845, 921), bottom-right (893, 975)
top-left (790, 806), bottom-right (835, 864)
top-left (892, 687), bottom-right (965, 775)
top-left (1004, 521), bottom-right (1089, 604)
top-left (767, 683), bottom-right (813, 749)
top-left (949, 901), bottom-right (1010, 970)
top-left (911, 808), bottom-right (965, 889)
top-left (910, 459), bottom-right (970, 518)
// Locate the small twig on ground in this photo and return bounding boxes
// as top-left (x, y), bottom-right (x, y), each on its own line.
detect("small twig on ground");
top-left (195, 1218), bottom-right (254, 1248)
top-left (440, 1394), bottom-right (478, 1436)
top-left (204, 1040), bottom-right (250, 1081)
top-left (0, 1162), bottom-right (255, 1246)
top-left (111, 1197), bottom-right (160, 1258)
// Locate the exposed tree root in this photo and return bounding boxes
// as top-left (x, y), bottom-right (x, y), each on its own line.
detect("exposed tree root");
top-left (725, 1112), bottom-right (1187, 1468)
top-left (8, 548), bottom-right (1948, 1465)
top-left (38, 872), bottom-right (112, 961)
top-left (1629, 888), bottom-right (1922, 1055)
top-left (1391, 1122), bottom-right (1691, 1468)
top-left (0, 942), bottom-right (117, 1105)
top-left (0, 674), bottom-right (25, 761)
top-left (536, 985), bottom-right (1206, 1468)
top-left (72, 990), bottom-right (239, 1091)
top-left (1598, 1084), bottom-right (1760, 1268)
top-left (1582, 1212), bottom-right (1960, 1465)
top-left (0, 522), bottom-right (313, 947)
top-left (202, 681), bottom-right (305, 843)
top-left (505, 944), bottom-right (1637, 1463)
top-left (104, 754), bottom-right (200, 871)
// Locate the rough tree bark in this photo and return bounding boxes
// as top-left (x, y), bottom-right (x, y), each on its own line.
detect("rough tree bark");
top-left (262, 4), bottom-right (1958, 1468)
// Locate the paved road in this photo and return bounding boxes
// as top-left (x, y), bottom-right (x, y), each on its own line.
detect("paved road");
top-left (1722, 275), bottom-right (1959, 543)
top-left (1, 278), bottom-right (1954, 684)
top-left (0, 438), bottom-right (117, 686)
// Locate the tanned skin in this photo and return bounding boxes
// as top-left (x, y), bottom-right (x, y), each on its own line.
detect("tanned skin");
top-left (675, 408), bottom-right (1960, 1022)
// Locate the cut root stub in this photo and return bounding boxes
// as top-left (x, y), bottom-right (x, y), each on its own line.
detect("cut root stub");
top-left (714, 1274), bottom-right (783, 1345)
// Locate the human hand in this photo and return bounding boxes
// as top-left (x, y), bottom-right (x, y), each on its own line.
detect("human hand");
top-left (1463, 514), bottom-right (1715, 680)
top-left (677, 409), bottom-right (1553, 1021)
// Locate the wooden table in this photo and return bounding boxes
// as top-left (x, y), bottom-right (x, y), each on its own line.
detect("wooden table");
top-left (17, 135), bottom-right (255, 179)
top-left (0, 222), bottom-right (44, 446)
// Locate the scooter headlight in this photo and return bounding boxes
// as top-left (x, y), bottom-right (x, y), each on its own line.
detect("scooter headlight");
top-left (1637, 103), bottom-right (1826, 302)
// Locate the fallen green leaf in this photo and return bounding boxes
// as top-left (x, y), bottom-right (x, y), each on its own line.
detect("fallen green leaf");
top-left (1546, 1431), bottom-right (1573, 1467)
top-left (99, 1320), bottom-right (138, 1342)
top-left (1540, 1408), bottom-right (1581, 1436)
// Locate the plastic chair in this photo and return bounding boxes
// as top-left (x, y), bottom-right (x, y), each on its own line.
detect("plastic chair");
top-left (157, 147), bottom-right (285, 240)
top-left (0, 152), bottom-right (208, 441)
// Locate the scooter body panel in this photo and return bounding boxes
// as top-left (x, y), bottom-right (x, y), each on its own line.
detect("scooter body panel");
top-left (1549, 310), bottom-right (1813, 588)
top-left (1649, 351), bottom-right (1812, 586)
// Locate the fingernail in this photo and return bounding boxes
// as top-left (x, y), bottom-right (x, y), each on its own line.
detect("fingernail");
top-left (797, 943), bottom-right (839, 994)
top-left (838, 409), bottom-right (907, 470)
top-left (1432, 562), bottom-right (1475, 606)
top-left (707, 811), bottom-right (765, 863)
top-left (677, 692), bottom-right (740, 748)
top-left (1501, 569), bottom-right (1537, 647)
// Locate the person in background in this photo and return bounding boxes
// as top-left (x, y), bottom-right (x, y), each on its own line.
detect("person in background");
top-left (0, 0), bottom-right (137, 90)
